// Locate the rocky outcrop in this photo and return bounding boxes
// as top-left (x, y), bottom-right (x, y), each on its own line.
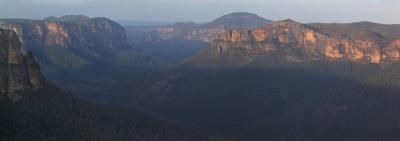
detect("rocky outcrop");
top-left (0, 16), bottom-right (132, 70)
top-left (146, 12), bottom-right (273, 43)
top-left (384, 39), bottom-right (400, 61)
top-left (186, 19), bottom-right (400, 67)
top-left (0, 29), bottom-right (42, 101)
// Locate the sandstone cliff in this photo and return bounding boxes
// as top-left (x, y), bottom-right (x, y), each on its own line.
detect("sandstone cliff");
top-left (0, 16), bottom-right (135, 70)
top-left (0, 29), bottom-right (42, 101)
top-left (186, 19), bottom-right (400, 67)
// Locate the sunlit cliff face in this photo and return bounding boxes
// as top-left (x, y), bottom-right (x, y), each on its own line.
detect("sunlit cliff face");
top-left (208, 19), bottom-right (400, 65)
top-left (45, 22), bottom-right (69, 47)
top-left (0, 17), bottom-right (131, 70)
top-left (383, 39), bottom-right (400, 61)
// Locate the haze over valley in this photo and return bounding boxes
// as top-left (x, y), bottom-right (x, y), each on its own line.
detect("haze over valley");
top-left (2, 0), bottom-right (400, 141)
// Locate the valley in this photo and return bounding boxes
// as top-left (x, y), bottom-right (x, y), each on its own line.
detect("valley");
top-left (0, 28), bottom-right (227, 141)
top-left (2, 11), bottom-right (400, 141)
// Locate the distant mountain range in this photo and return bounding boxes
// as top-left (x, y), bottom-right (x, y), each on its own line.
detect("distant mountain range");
top-left (145, 12), bottom-right (273, 43)
top-left (116, 20), bottom-right (174, 27)
top-left (125, 12), bottom-right (273, 62)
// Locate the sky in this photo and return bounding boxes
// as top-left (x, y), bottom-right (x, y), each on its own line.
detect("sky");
top-left (0, 0), bottom-right (399, 24)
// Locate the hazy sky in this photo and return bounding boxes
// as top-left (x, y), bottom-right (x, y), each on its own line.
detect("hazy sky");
top-left (0, 0), bottom-right (399, 24)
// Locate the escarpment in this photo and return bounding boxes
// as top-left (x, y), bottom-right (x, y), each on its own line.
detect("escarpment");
top-left (0, 16), bottom-right (132, 70)
top-left (0, 29), bottom-right (42, 101)
top-left (186, 19), bottom-right (400, 67)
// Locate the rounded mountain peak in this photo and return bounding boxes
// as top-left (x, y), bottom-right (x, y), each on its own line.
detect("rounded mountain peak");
top-left (203, 12), bottom-right (273, 29)
top-left (218, 12), bottom-right (263, 19)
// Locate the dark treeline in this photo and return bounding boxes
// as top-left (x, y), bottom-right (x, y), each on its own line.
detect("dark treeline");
top-left (0, 83), bottom-right (230, 141)
top-left (67, 60), bottom-right (400, 141)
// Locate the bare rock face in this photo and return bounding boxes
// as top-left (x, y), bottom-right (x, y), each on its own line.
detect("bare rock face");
top-left (383, 39), bottom-right (400, 61)
top-left (186, 19), bottom-right (400, 67)
top-left (0, 29), bottom-right (42, 101)
top-left (147, 12), bottom-right (273, 43)
top-left (0, 17), bottom-right (131, 70)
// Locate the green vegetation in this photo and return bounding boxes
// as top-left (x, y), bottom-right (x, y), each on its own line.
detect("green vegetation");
top-left (0, 83), bottom-right (228, 141)
top-left (69, 60), bottom-right (400, 141)
top-left (43, 45), bottom-right (89, 70)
